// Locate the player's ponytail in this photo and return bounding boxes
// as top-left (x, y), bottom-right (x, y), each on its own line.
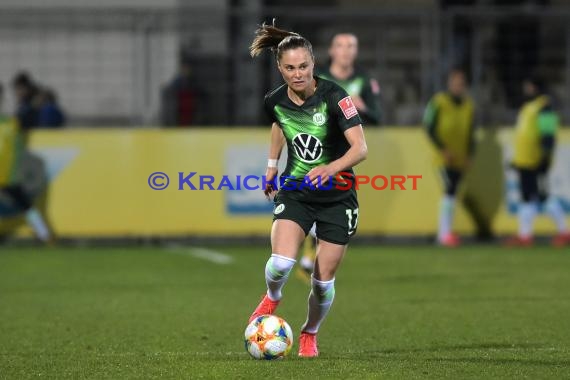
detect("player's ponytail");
top-left (250, 19), bottom-right (314, 61)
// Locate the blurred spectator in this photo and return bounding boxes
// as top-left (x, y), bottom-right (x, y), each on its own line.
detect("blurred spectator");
top-left (11, 71), bottom-right (39, 129)
top-left (35, 88), bottom-right (66, 128)
top-left (161, 57), bottom-right (203, 127)
top-left (317, 33), bottom-right (382, 126)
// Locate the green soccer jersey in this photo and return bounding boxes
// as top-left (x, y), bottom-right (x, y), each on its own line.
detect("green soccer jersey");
top-left (317, 67), bottom-right (381, 126)
top-left (264, 77), bottom-right (362, 203)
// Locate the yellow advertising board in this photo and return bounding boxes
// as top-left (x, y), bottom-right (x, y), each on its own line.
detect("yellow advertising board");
top-left (2, 127), bottom-right (569, 237)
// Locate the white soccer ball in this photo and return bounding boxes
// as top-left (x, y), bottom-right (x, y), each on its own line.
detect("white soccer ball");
top-left (244, 315), bottom-right (293, 360)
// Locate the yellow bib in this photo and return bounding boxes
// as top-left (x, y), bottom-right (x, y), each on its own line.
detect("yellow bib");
top-left (432, 93), bottom-right (474, 169)
top-left (0, 116), bottom-right (25, 186)
top-left (512, 95), bottom-right (549, 169)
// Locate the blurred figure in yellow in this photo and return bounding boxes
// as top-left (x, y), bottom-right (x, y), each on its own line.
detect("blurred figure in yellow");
top-left (0, 80), bottom-right (53, 244)
top-left (423, 68), bottom-right (475, 247)
top-left (504, 76), bottom-right (570, 247)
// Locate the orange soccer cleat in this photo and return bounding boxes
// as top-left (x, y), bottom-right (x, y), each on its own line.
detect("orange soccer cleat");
top-left (298, 331), bottom-right (319, 358)
top-left (503, 235), bottom-right (534, 247)
top-left (248, 294), bottom-right (280, 323)
top-left (439, 233), bottom-right (461, 247)
top-left (552, 232), bottom-right (570, 247)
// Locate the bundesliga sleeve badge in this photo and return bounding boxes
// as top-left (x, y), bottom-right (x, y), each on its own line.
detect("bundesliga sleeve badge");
top-left (338, 96), bottom-right (358, 119)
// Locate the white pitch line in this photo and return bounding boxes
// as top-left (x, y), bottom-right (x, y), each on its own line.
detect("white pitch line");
top-left (189, 247), bottom-right (234, 265)
top-left (166, 246), bottom-right (234, 265)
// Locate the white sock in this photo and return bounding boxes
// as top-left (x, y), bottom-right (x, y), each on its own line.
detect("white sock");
top-left (518, 202), bottom-right (537, 238)
top-left (301, 276), bottom-right (335, 334)
top-left (438, 195), bottom-right (455, 240)
top-left (545, 197), bottom-right (568, 233)
top-left (25, 208), bottom-right (51, 242)
top-left (265, 254), bottom-right (296, 301)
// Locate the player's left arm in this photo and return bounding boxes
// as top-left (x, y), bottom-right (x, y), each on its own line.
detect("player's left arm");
top-left (329, 126), bottom-right (368, 172)
top-left (308, 126), bottom-right (367, 187)
top-left (308, 91), bottom-right (367, 186)
top-left (537, 105), bottom-right (559, 173)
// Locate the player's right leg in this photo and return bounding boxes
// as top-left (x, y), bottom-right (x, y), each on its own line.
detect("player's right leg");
top-left (504, 168), bottom-right (537, 247)
top-left (437, 167), bottom-right (462, 247)
top-left (2, 185), bottom-right (53, 244)
top-left (248, 192), bottom-right (312, 323)
top-left (537, 173), bottom-right (570, 246)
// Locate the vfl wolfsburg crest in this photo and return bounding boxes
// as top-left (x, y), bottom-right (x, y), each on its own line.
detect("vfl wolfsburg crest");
top-left (312, 112), bottom-right (326, 126)
top-left (292, 133), bottom-right (323, 163)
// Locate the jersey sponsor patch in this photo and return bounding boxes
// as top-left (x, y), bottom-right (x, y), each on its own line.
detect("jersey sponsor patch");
top-left (338, 96), bottom-right (358, 120)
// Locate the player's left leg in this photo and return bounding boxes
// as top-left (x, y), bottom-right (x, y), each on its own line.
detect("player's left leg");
top-left (505, 168), bottom-right (538, 247)
top-left (298, 240), bottom-right (346, 357)
top-left (537, 174), bottom-right (570, 247)
top-left (3, 185), bottom-right (53, 244)
top-left (438, 167), bottom-right (462, 247)
top-left (298, 194), bottom-right (357, 357)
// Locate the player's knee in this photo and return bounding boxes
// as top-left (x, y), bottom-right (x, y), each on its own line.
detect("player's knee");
top-left (265, 254), bottom-right (296, 280)
top-left (521, 191), bottom-right (537, 203)
top-left (445, 185), bottom-right (457, 196)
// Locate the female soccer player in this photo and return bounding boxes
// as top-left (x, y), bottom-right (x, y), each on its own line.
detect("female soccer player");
top-left (247, 21), bottom-right (368, 358)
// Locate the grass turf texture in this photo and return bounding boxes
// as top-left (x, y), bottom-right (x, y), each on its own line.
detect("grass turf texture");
top-left (1, 245), bottom-right (569, 379)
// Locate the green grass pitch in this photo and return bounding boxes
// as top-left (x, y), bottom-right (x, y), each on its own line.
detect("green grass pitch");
top-left (1, 245), bottom-right (569, 379)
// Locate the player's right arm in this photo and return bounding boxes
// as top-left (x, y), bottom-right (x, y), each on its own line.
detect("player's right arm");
top-left (423, 97), bottom-right (451, 163)
top-left (265, 122), bottom-right (285, 199)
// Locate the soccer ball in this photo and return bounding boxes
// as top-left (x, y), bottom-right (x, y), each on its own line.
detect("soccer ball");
top-left (244, 315), bottom-right (293, 360)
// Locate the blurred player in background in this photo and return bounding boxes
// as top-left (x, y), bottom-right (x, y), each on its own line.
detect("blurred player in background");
top-left (505, 77), bottom-right (570, 247)
top-left (0, 81), bottom-right (53, 244)
top-left (298, 32), bottom-right (381, 278)
top-left (318, 33), bottom-right (382, 126)
top-left (423, 68), bottom-right (475, 247)
top-left (248, 21), bottom-right (367, 357)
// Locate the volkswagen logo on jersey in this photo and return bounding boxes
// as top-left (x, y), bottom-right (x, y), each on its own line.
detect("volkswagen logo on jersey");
top-left (292, 133), bottom-right (323, 163)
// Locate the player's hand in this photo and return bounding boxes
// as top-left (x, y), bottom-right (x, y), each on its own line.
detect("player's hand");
top-left (264, 167), bottom-right (278, 201)
top-left (351, 95), bottom-right (368, 112)
top-left (307, 165), bottom-right (335, 188)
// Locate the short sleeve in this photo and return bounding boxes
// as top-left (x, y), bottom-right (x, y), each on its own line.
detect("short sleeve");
top-left (538, 108), bottom-right (559, 136)
top-left (330, 88), bottom-right (362, 132)
top-left (423, 98), bottom-right (438, 126)
top-left (264, 93), bottom-right (278, 125)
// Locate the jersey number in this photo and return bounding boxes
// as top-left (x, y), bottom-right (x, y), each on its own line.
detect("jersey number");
top-left (345, 208), bottom-right (359, 236)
